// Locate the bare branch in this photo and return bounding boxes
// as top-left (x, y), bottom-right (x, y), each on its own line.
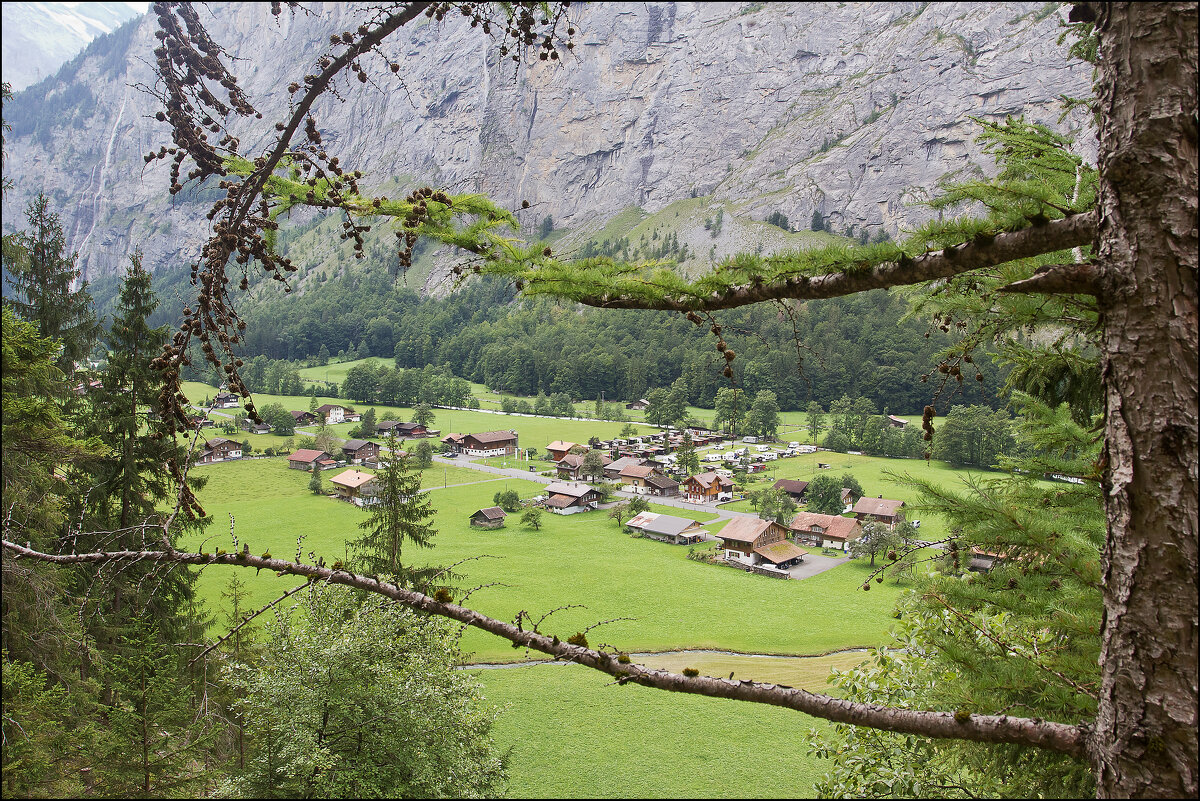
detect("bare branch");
top-left (186, 579), bottom-right (314, 667)
top-left (997, 261), bottom-right (1101, 294)
top-left (2, 539), bottom-right (1087, 757)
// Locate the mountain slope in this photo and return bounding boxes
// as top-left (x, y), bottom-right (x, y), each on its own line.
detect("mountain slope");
top-left (2, 2), bottom-right (1093, 293)
top-left (1, 2), bottom-right (145, 91)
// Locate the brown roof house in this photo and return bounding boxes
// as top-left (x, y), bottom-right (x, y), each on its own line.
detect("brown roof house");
top-left (288, 448), bottom-right (336, 470)
top-left (539, 482), bottom-right (602, 515)
top-left (342, 439), bottom-right (382, 465)
top-left (469, 507), bottom-right (508, 529)
top-left (789, 512), bottom-right (863, 551)
top-left (619, 464), bottom-right (660, 494)
top-left (717, 516), bottom-right (806, 569)
top-left (886, 415), bottom-right (909, 428)
top-left (772, 479), bottom-right (809, 502)
top-left (460, 430), bottom-right (519, 457)
top-left (644, 473), bottom-right (680, 497)
top-left (315, 404), bottom-right (351, 424)
top-left (852, 497), bottom-right (907, 528)
top-left (546, 440), bottom-right (580, 462)
top-left (196, 437), bottom-right (242, 464)
top-left (625, 512), bottom-right (707, 545)
top-left (378, 420), bottom-right (427, 438)
top-left (684, 471), bottom-right (735, 502)
top-left (329, 469), bottom-right (381, 506)
top-left (603, 456), bottom-right (651, 480)
top-left (556, 452), bottom-right (611, 480)
top-left (213, 391), bottom-right (240, 409)
top-left (625, 398), bottom-right (650, 410)
top-left (290, 410), bottom-right (318, 426)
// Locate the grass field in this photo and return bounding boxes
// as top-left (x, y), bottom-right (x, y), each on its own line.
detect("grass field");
top-left (475, 662), bottom-right (839, 798)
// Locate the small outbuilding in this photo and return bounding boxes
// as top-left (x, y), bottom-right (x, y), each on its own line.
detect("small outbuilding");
top-left (469, 507), bottom-right (508, 529)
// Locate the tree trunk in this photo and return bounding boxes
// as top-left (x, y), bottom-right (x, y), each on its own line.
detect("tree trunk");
top-left (1092, 3), bottom-right (1198, 796)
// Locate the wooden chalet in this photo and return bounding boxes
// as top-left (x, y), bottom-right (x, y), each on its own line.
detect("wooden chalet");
top-left (241, 419), bottom-right (272, 434)
top-left (546, 440), bottom-right (579, 462)
top-left (555, 452), bottom-right (611, 480)
top-left (288, 449), bottom-right (336, 470)
top-left (625, 512), bottom-right (707, 545)
top-left (852, 497), bottom-right (906, 528)
top-left (378, 420), bottom-right (428, 438)
top-left (625, 398), bottom-right (650, 410)
top-left (196, 437), bottom-right (242, 464)
top-left (449, 430), bottom-right (519, 457)
top-left (213, 391), bottom-right (240, 409)
top-left (789, 512), bottom-right (863, 551)
top-left (603, 456), bottom-right (651, 480)
top-left (684, 471), bottom-right (735, 502)
top-left (469, 507), bottom-right (508, 529)
top-left (539, 482), bottom-right (602, 515)
top-left (342, 439), bottom-right (382, 465)
top-left (290, 410), bottom-right (318, 426)
top-left (329, 469), bottom-right (380, 506)
top-left (886, 415), bottom-right (909, 428)
top-left (644, 473), bottom-right (680, 497)
top-left (717, 516), bottom-right (805, 569)
top-left (772, 479), bottom-right (809, 502)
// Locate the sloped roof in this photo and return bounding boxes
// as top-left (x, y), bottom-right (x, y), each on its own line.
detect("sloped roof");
top-left (606, 456), bottom-right (648, 473)
top-left (626, 511), bottom-right (660, 529)
top-left (754, 540), bottom-right (806, 564)
top-left (290, 410), bottom-right (313, 420)
top-left (852, 497), bottom-right (906, 517)
top-left (315, 404), bottom-right (348, 414)
top-left (717, 516), bottom-right (776, 543)
top-left (641, 514), bottom-right (704, 537)
top-left (546, 440), bottom-right (578, 452)
top-left (789, 512), bottom-right (862, 541)
top-left (773, 479), bottom-right (809, 495)
top-left (690, 471), bottom-right (733, 489)
top-left (342, 439), bottom-right (379, 452)
top-left (465, 430), bottom-right (518, 444)
top-left (544, 494), bottom-right (579, 508)
top-left (472, 506), bottom-right (507, 520)
top-left (543, 482), bottom-right (595, 498)
top-left (620, 464), bottom-right (656, 479)
top-left (330, 469), bottom-right (377, 489)
top-left (289, 449), bottom-right (329, 464)
top-left (645, 474), bottom-right (679, 490)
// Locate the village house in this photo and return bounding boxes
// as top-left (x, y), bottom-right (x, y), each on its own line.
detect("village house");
top-left (196, 437), bottom-right (242, 464)
top-left (342, 439), bottom-right (382, 465)
top-left (969, 547), bottom-right (1007, 572)
top-left (290, 410), bottom-right (318, 426)
top-left (445, 430), bottom-right (519, 457)
top-left (717, 516), bottom-right (806, 569)
top-left (288, 448), bottom-right (336, 470)
top-left (625, 512), bottom-right (707, 545)
top-left (644, 473), bottom-right (680, 497)
top-left (886, 415), bottom-right (909, 428)
top-left (545, 440), bottom-right (580, 462)
top-left (213, 391), bottom-right (240, 409)
top-left (789, 512), bottom-right (863, 551)
top-left (625, 398), bottom-right (650, 410)
top-left (539, 482), bottom-right (602, 515)
top-left (556, 452), bottom-right (612, 481)
top-left (240, 418), bottom-right (272, 434)
top-left (377, 420), bottom-right (428, 438)
top-left (603, 455), bottom-right (651, 481)
top-left (618, 464), bottom-right (659, 494)
top-left (329, 469), bottom-right (380, 506)
top-left (683, 471), bottom-right (735, 502)
top-left (840, 488), bottom-right (854, 512)
top-left (315, 403), bottom-right (351, 424)
top-left (852, 497), bottom-right (907, 528)
top-left (772, 479), bottom-right (809, 503)
top-left (469, 507), bottom-right (508, 529)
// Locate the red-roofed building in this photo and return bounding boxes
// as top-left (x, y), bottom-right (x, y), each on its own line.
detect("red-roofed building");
top-left (852, 497), bottom-right (906, 528)
top-left (684, 471), bottom-right (735, 502)
top-left (789, 512), bottom-right (863, 551)
top-left (717, 516), bottom-right (805, 568)
top-left (288, 449), bottom-right (334, 470)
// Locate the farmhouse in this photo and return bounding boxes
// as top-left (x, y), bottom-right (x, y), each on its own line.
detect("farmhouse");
top-left (644, 473), bottom-right (680, 497)
top-left (196, 437), bottom-right (242, 464)
top-left (772, 479), bottom-right (809, 502)
top-left (342, 439), bottom-right (381, 464)
top-left (329, 469), bottom-right (380, 506)
top-left (625, 398), bottom-right (650, 410)
top-left (545, 440), bottom-right (579, 462)
top-left (213, 391), bottom-right (240, 409)
top-left (540, 482), bottom-right (602, 515)
top-left (288, 449), bottom-right (336, 470)
top-left (604, 456), bottom-right (651, 480)
top-left (684, 471), bottom-right (735, 502)
top-left (469, 507), bottom-right (508, 529)
top-left (377, 420), bottom-right (427, 438)
top-left (290, 410), bottom-right (318, 426)
top-left (556, 452), bottom-right (611, 480)
top-left (789, 512), bottom-right (863, 551)
top-left (241, 419), bottom-right (272, 434)
top-left (717, 516), bottom-right (805, 569)
top-left (444, 430), bottom-right (519, 457)
top-left (625, 512), bottom-right (707, 545)
top-left (314, 404), bottom-right (351, 424)
top-left (618, 464), bottom-right (659, 494)
top-left (886, 414), bottom-right (909, 428)
top-left (852, 496), bottom-right (906, 528)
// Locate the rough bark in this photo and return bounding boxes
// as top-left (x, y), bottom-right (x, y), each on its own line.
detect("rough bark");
top-left (1091, 3), bottom-right (1199, 796)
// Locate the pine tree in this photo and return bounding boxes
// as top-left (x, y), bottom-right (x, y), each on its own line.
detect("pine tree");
top-left (2, 194), bottom-right (100, 374)
top-left (676, 431), bottom-right (700, 476)
top-left (308, 464), bottom-right (323, 494)
top-left (348, 447), bottom-right (438, 587)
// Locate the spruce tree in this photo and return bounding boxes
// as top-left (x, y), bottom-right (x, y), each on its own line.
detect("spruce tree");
top-left (348, 446), bottom-right (438, 587)
top-left (2, 194), bottom-right (100, 374)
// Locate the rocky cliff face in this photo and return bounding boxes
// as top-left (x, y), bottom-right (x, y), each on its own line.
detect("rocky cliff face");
top-left (2, 1), bottom-right (1094, 290)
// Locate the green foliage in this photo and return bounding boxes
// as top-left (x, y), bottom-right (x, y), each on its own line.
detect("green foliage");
top-left (413, 439), bottom-right (434, 469)
top-left (805, 474), bottom-right (849, 515)
top-left (520, 506), bottom-right (544, 530)
top-left (308, 464), bottom-right (323, 494)
top-left (223, 584), bottom-right (506, 798)
top-left (493, 489), bottom-right (522, 512)
top-left (348, 448), bottom-right (438, 586)
top-left (847, 521), bottom-right (903, 568)
top-left (626, 496), bottom-right (651, 516)
top-left (930, 404), bottom-right (1016, 467)
top-left (411, 401), bottom-right (435, 428)
top-left (758, 487), bottom-right (798, 525)
top-left (259, 402), bottom-right (295, 435)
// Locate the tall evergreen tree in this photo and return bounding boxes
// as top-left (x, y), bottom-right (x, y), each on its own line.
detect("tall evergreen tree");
top-left (348, 446), bottom-right (438, 587)
top-left (2, 194), bottom-right (100, 374)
